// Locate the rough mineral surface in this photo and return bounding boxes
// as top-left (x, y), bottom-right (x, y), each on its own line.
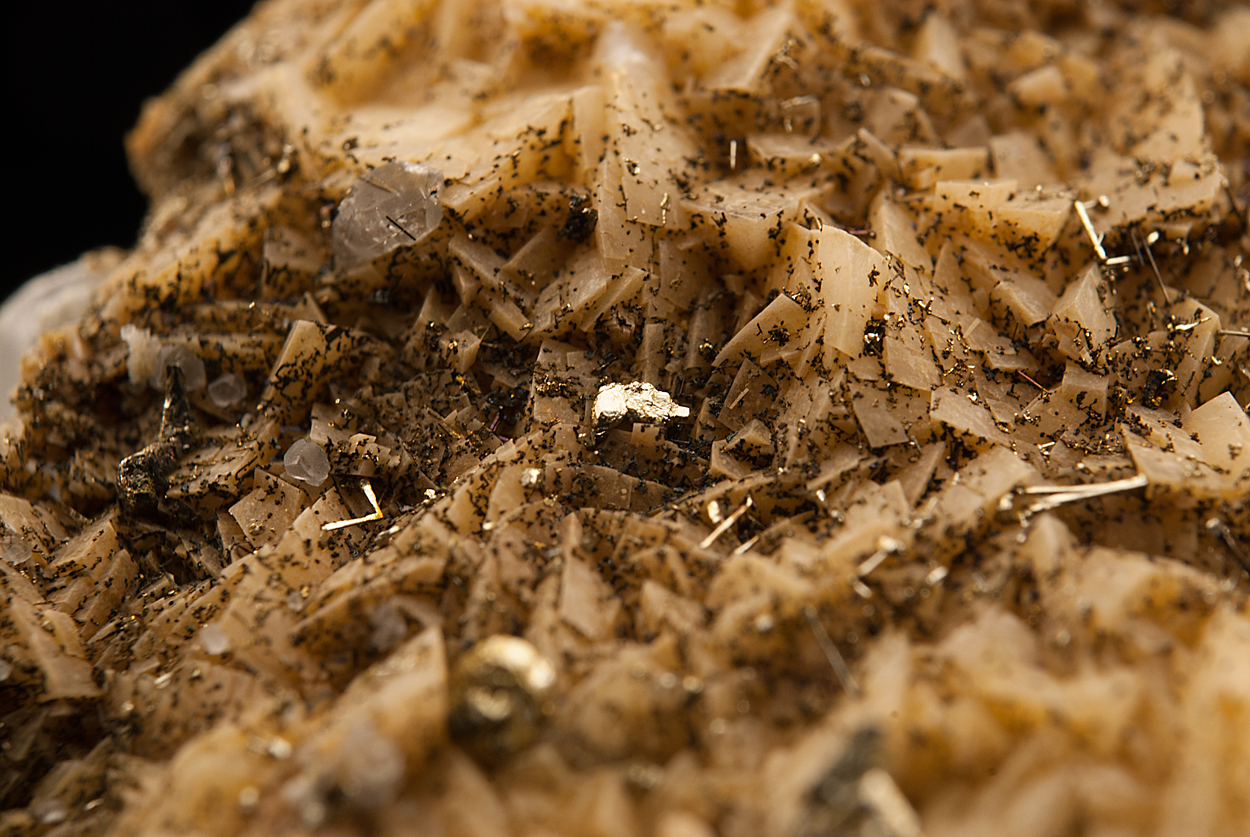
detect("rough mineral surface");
top-left (2, 1), bottom-right (1250, 836)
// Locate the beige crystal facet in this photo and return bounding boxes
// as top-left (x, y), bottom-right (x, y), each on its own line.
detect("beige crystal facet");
top-left (2, 2), bottom-right (1250, 837)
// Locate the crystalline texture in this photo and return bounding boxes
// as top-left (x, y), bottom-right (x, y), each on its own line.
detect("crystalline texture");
top-left (11, 3), bottom-right (1250, 836)
top-left (331, 162), bottom-right (444, 267)
top-left (284, 437), bottom-right (330, 486)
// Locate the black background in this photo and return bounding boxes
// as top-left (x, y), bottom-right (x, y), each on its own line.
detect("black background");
top-left (4, 1), bottom-right (258, 303)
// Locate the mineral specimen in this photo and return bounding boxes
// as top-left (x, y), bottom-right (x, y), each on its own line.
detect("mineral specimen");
top-left (2, 1), bottom-right (1250, 836)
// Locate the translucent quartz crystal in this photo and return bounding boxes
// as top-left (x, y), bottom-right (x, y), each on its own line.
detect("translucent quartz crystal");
top-left (331, 162), bottom-right (444, 267)
top-left (283, 437), bottom-right (330, 486)
top-left (207, 372), bottom-right (247, 408)
top-left (150, 344), bottom-right (207, 392)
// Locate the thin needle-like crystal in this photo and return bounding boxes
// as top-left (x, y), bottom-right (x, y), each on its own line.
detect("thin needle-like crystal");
top-left (1017, 474), bottom-right (1149, 514)
top-left (1074, 200), bottom-right (1107, 260)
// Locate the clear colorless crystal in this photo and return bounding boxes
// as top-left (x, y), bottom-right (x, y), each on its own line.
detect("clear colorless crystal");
top-left (332, 162), bottom-right (444, 267)
top-left (284, 437), bottom-right (330, 486)
top-left (207, 372), bottom-right (247, 407)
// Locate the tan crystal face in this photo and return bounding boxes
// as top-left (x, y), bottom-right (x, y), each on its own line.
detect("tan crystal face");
top-left (2, 2), bottom-right (1249, 836)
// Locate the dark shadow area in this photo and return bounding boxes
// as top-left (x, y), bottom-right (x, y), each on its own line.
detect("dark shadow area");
top-left (4, 1), bottom-right (257, 301)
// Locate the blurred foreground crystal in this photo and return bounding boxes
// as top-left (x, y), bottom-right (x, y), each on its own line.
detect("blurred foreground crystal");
top-left (0, 254), bottom-right (113, 419)
top-left (449, 636), bottom-right (556, 766)
top-left (331, 162), bottom-right (444, 267)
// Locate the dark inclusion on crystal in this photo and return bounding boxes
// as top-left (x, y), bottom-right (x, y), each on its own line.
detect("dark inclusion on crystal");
top-left (332, 161), bottom-right (444, 267)
top-left (557, 193), bottom-right (598, 242)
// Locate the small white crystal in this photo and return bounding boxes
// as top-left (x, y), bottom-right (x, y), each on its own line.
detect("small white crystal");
top-left (332, 162), bottom-right (444, 267)
top-left (284, 437), bottom-right (330, 486)
top-left (121, 323), bottom-right (162, 386)
top-left (207, 372), bottom-right (247, 407)
top-left (150, 344), bottom-right (207, 391)
top-left (267, 737), bottom-right (293, 760)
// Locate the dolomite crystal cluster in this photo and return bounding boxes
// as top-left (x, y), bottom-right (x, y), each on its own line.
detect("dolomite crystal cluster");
top-left (3, 1), bottom-right (1250, 836)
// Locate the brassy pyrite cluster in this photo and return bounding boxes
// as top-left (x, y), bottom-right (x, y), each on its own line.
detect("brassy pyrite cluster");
top-left (3, 1), bottom-right (1250, 836)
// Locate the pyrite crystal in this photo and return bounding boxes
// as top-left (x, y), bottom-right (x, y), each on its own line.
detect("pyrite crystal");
top-left (2, 2), bottom-right (1249, 837)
